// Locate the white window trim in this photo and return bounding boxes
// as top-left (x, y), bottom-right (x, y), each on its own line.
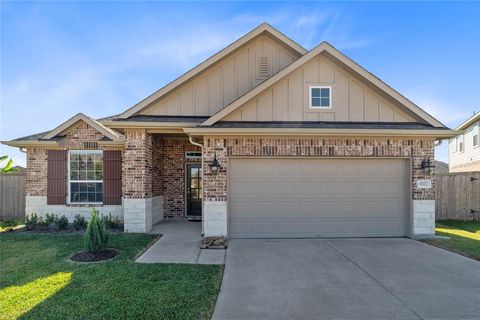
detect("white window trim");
top-left (309, 86), bottom-right (332, 109)
top-left (458, 135), bottom-right (465, 153)
top-left (67, 150), bottom-right (103, 205)
top-left (473, 122), bottom-right (479, 148)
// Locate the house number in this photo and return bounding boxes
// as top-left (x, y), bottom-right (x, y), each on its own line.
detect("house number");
top-left (417, 179), bottom-right (432, 189)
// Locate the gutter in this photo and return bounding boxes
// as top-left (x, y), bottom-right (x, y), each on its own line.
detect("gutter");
top-left (188, 135), bottom-right (205, 237)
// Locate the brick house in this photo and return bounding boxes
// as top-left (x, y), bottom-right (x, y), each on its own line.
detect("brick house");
top-left (2, 23), bottom-right (456, 238)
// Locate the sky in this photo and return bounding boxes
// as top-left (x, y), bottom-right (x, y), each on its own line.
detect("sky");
top-left (1, 1), bottom-right (479, 167)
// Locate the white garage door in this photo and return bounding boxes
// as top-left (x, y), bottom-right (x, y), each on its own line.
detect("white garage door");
top-left (229, 158), bottom-right (408, 238)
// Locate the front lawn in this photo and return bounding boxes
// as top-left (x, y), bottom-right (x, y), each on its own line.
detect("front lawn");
top-left (425, 220), bottom-right (480, 261)
top-left (0, 233), bottom-right (223, 320)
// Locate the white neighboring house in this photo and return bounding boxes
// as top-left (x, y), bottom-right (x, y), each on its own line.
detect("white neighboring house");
top-left (449, 112), bottom-right (480, 172)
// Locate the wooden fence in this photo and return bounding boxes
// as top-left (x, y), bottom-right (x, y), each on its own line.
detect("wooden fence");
top-left (436, 172), bottom-right (480, 220)
top-left (0, 173), bottom-right (26, 220)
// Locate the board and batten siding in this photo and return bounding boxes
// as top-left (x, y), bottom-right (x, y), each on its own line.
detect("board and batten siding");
top-left (139, 34), bottom-right (300, 117)
top-left (222, 53), bottom-right (420, 122)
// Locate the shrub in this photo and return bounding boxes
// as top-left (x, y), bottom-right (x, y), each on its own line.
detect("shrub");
top-left (0, 219), bottom-right (18, 232)
top-left (84, 209), bottom-right (109, 253)
top-left (102, 213), bottom-right (121, 230)
top-left (58, 215), bottom-right (69, 230)
top-left (37, 217), bottom-right (49, 230)
top-left (25, 213), bottom-right (39, 230)
top-left (73, 214), bottom-right (87, 230)
top-left (45, 213), bottom-right (58, 225)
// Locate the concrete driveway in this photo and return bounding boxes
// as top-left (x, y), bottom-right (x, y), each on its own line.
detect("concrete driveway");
top-left (212, 238), bottom-right (480, 320)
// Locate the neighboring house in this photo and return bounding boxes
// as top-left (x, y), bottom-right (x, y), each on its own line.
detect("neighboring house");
top-left (2, 23), bottom-right (456, 239)
top-left (449, 112), bottom-right (480, 172)
top-left (435, 161), bottom-right (449, 174)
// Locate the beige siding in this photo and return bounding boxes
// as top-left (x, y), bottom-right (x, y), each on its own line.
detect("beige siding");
top-left (449, 121), bottom-right (480, 171)
top-left (140, 34), bottom-right (300, 116)
top-left (222, 53), bottom-right (420, 122)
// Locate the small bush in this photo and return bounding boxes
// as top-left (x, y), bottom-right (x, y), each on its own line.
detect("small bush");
top-left (0, 219), bottom-right (18, 232)
top-left (45, 213), bottom-right (58, 225)
top-left (102, 213), bottom-right (121, 230)
top-left (84, 209), bottom-right (109, 253)
top-left (25, 213), bottom-right (39, 230)
top-left (37, 217), bottom-right (49, 230)
top-left (58, 215), bottom-right (69, 230)
top-left (73, 214), bottom-right (87, 230)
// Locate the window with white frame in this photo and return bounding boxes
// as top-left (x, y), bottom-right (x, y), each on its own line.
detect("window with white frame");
top-left (450, 137), bottom-right (457, 153)
top-left (458, 135), bottom-right (464, 153)
top-left (473, 123), bottom-right (479, 147)
top-left (69, 150), bottom-right (103, 203)
top-left (309, 86), bottom-right (331, 108)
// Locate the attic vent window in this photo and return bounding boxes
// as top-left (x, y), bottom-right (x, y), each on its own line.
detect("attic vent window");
top-left (257, 56), bottom-right (270, 79)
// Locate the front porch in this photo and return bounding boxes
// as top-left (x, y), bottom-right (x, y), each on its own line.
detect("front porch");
top-left (122, 133), bottom-right (202, 233)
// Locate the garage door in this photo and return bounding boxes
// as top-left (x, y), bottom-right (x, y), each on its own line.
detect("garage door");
top-left (229, 158), bottom-right (408, 238)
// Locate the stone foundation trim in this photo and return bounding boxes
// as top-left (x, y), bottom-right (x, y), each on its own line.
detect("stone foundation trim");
top-left (25, 196), bottom-right (124, 222)
top-left (203, 201), bottom-right (227, 237)
top-left (412, 200), bottom-right (435, 238)
top-left (123, 198), bottom-right (153, 233)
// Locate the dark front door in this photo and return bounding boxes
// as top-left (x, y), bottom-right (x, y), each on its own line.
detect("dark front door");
top-left (186, 164), bottom-right (202, 218)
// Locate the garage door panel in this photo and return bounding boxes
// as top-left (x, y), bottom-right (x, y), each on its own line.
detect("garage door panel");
top-left (229, 158), bottom-right (407, 238)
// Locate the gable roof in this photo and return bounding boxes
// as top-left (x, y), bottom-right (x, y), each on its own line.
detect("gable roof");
top-left (42, 113), bottom-right (122, 140)
top-left (202, 42), bottom-right (446, 128)
top-left (456, 112), bottom-right (479, 130)
top-left (117, 23), bottom-right (307, 119)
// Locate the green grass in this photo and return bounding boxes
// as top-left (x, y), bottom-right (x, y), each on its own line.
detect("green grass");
top-left (425, 220), bottom-right (480, 261)
top-left (0, 233), bottom-right (223, 320)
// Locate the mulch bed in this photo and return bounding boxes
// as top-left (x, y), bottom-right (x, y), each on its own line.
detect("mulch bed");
top-left (71, 249), bottom-right (118, 262)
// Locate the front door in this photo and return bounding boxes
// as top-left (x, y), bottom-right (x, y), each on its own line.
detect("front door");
top-left (186, 164), bottom-right (202, 218)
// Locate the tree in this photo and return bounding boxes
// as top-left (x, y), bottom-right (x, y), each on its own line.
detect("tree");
top-left (0, 156), bottom-right (18, 173)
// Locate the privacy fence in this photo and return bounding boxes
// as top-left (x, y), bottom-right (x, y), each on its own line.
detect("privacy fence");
top-left (0, 172), bottom-right (26, 220)
top-left (436, 172), bottom-right (480, 220)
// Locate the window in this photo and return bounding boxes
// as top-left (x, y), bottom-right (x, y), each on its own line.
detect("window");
top-left (68, 150), bottom-right (103, 203)
top-left (309, 86), bottom-right (331, 108)
top-left (473, 123), bottom-right (479, 147)
top-left (458, 135), bottom-right (464, 153)
top-left (450, 137), bottom-right (457, 153)
top-left (185, 151), bottom-right (202, 160)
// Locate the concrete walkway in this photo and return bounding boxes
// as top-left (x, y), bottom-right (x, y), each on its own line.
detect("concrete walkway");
top-left (213, 238), bottom-right (480, 320)
top-left (135, 220), bottom-right (225, 265)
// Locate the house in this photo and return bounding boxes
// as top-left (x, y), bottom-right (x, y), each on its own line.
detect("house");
top-left (2, 23), bottom-right (456, 239)
top-left (435, 161), bottom-right (449, 174)
top-left (449, 112), bottom-right (480, 172)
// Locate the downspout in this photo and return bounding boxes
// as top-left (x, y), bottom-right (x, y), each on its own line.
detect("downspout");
top-left (188, 135), bottom-right (205, 236)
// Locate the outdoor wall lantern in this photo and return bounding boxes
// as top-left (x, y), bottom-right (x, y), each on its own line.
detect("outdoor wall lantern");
top-left (209, 153), bottom-right (221, 176)
top-left (420, 156), bottom-right (435, 176)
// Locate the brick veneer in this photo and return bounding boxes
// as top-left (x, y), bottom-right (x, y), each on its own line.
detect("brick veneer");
top-left (203, 136), bottom-right (436, 202)
top-left (26, 121), bottom-right (122, 197)
top-left (157, 136), bottom-right (200, 219)
top-left (26, 148), bottom-right (48, 196)
top-left (123, 130), bottom-right (153, 198)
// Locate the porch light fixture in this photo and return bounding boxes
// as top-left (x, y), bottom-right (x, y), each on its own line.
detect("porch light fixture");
top-left (420, 156), bottom-right (435, 176)
top-left (209, 153), bottom-right (221, 176)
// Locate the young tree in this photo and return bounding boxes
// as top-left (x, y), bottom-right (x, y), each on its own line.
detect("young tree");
top-left (0, 156), bottom-right (18, 173)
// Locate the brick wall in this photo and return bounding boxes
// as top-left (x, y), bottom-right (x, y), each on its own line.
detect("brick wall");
top-left (157, 137), bottom-right (200, 219)
top-left (123, 129), bottom-right (153, 198)
top-left (26, 121), bottom-right (123, 198)
top-left (203, 136), bottom-right (436, 202)
top-left (26, 148), bottom-right (48, 196)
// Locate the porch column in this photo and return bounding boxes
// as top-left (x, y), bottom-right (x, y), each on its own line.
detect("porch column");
top-left (411, 139), bottom-right (436, 238)
top-left (203, 137), bottom-right (228, 237)
top-left (123, 129), bottom-right (154, 233)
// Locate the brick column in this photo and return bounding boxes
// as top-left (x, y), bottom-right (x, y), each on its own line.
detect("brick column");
top-left (203, 137), bottom-right (228, 237)
top-left (411, 139), bottom-right (436, 238)
top-left (123, 129), bottom-right (154, 232)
